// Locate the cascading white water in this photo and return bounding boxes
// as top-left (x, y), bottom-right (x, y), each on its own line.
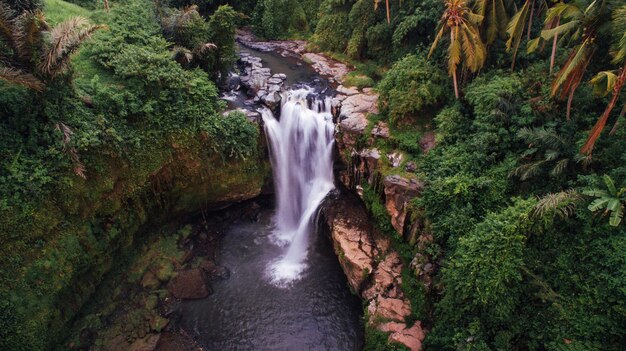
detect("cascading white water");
top-left (262, 88), bottom-right (335, 286)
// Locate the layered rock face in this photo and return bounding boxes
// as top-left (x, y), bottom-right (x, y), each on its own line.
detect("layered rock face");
top-left (320, 192), bottom-right (425, 351)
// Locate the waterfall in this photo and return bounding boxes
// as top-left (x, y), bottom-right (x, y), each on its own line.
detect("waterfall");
top-left (262, 88), bottom-right (335, 286)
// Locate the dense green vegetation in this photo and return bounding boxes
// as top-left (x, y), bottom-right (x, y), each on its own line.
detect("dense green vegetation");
top-left (0, 0), bottom-right (264, 349)
top-left (2, 0), bottom-right (625, 350)
top-left (256, 0), bottom-right (624, 350)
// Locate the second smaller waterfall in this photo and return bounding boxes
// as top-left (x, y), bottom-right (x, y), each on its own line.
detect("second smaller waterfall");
top-left (262, 88), bottom-right (335, 286)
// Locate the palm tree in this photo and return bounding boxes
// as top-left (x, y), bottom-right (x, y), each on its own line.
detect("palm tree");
top-left (532, 0), bottom-right (610, 121)
top-left (171, 42), bottom-right (217, 67)
top-left (506, 0), bottom-right (549, 70)
top-left (583, 174), bottom-right (626, 226)
top-left (429, 0), bottom-right (486, 99)
top-left (374, 0), bottom-right (391, 24)
top-left (0, 5), bottom-right (105, 90)
top-left (580, 4), bottom-right (626, 154)
top-left (476, 0), bottom-right (513, 45)
top-left (580, 66), bottom-right (626, 154)
top-left (510, 126), bottom-right (579, 180)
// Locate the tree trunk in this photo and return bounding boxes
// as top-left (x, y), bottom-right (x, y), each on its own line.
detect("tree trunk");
top-left (453, 69), bottom-right (459, 99)
top-left (527, 0), bottom-right (534, 40)
top-left (566, 87), bottom-right (575, 121)
top-left (104, 0), bottom-right (110, 12)
top-left (581, 66), bottom-right (626, 154)
top-left (385, 0), bottom-right (391, 24)
top-left (550, 17), bottom-right (560, 74)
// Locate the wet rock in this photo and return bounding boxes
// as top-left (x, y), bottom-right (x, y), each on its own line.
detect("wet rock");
top-left (237, 30), bottom-right (307, 55)
top-left (155, 331), bottom-right (197, 351)
top-left (302, 52), bottom-right (350, 83)
top-left (129, 333), bottom-right (161, 351)
top-left (337, 85), bottom-right (359, 96)
top-left (383, 175), bottom-right (423, 234)
top-left (267, 76), bottom-right (283, 85)
top-left (263, 91), bottom-right (282, 110)
top-left (199, 260), bottom-right (230, 280)
top-left (167, 268), bottom-right (210, 299)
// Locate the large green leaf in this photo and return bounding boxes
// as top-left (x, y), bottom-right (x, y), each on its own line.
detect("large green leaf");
top-left (582, 188), bottom-right (608, 197)
top-left (587, 197), bottom-right (609, 211)
top-left (603, 174), bottom-right (617, 195)
top-left (609, 206), bottom-right (623, 226)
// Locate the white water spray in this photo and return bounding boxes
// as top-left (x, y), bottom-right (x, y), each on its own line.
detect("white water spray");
top-left (262, 88), bottom-right (335, 286)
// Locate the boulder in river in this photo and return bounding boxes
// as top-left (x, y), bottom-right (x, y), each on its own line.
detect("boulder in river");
top-left (167, 268), bottom-right (211, 299)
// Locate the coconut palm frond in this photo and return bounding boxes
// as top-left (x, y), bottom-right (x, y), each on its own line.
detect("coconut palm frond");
top-left (510, 159), bottom-right (547, 181)
top-left (0, 65), bottom-right (43, 90)
top-left (0, 3), bottom-right (16, 49)
top-left (611, 5), bottom-right (626, 64)
top-left (581, 66), bottom-right (626, 155)
top-left (506, 0), bottom-right (531, 68)
top-left (40, 17), bottom-right (105, 76)
top-left (13, 9), bottom-right (48, 62)
top-left (550, 158), bottom-right (569, 176)
top-left (195, 42), bottom-right (217, 55)
top-left (55, 122), bottom-right (87, 179)
top-left (533, 189), bottom-right (583, 219)
top-left (476, 0), bottom-right (511, 45)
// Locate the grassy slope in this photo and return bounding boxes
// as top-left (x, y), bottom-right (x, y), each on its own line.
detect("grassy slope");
top-left (44, 0), bottom-right (92, 25)
top-left (43, 0), bottom-right (120, 89)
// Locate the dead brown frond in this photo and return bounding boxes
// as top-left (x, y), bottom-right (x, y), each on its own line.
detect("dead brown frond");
top-left (13, 9), bottom-right (48, 62)
top-left (0, 3), bottom-right (16, 51)
top-left (196, 42), bottom-right (217, 55)
top-left (533, 189), bottom-right (583, 219)
top-left (171, 46), bottom-right (193, 64)
top-left (40, 17), bottom-right (106, 76)
top-left (55, 122), bottom-right (87, 179)
top-left (0, 66), bottom-right (44, 90)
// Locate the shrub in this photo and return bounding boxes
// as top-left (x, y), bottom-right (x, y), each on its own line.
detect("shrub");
top-left (377, 54), bottom-right (447, 123)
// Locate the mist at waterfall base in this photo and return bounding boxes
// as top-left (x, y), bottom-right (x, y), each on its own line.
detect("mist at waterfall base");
top-left (262, 88), bottom-right (336, 286)
top-left (177, 88), bottom-right (364, 350)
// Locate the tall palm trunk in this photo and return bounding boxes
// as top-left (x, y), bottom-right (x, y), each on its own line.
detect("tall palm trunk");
top-left (550, 16), bottom-right (559, 74)
top-left (581, 66), bottom-right (626, 154)
top-left (451, 30), bottom-right (459, 99)
top-left (385, 0), bottom-right (391, 24)
top-left (527, 0), bottom-right (534, 40)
